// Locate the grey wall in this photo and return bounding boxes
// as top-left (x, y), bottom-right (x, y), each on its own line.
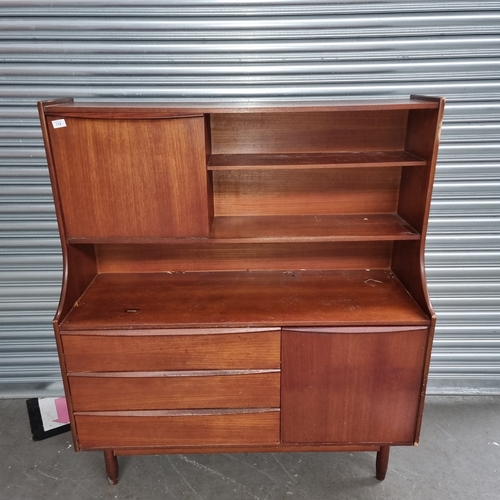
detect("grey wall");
top-left (1, 1), bottom-right (499, 396)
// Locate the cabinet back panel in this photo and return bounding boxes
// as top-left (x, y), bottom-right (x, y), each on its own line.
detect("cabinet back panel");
top-left (95, 241), bottom-right (393, 273)
top-left (210, 111), bottom-right (408, 154)
top-left (47, 116), bottom-right (210, 238)
top-left (213, 167), bottom-right (401, 216)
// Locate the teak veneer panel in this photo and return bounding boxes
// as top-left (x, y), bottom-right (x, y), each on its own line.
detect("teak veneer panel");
top-left (69, 371), bottom-right (280, 411)
top-left (213, 167), bottom-right (402, 217)
top-left (75, 410), bottom-right (280, 449)
top-left (62, 330), bottom-right (280, 371)
top-left (60, 270), bottom-right (429, 330)
top-left (46, 115), bottom-right (211, 238)
top-left (209, 111), bottom-right (408, 154)
top-left (95, 241), bottom-right (394, 273)
top-left (281, 327), bottom-right (429, 444)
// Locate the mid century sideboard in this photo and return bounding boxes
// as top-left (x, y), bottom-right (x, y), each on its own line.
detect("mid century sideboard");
top-left (38, 95), bottom-right (445, 484)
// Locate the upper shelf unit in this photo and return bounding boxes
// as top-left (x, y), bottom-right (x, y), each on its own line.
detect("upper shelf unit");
top-left (40, 96), bottom-right (444, 245)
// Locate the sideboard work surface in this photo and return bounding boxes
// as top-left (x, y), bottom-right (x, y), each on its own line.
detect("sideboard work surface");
top-left (38, 96), bottom-right (445, 485)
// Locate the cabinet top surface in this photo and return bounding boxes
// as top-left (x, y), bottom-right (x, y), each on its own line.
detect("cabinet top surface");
top-left (60, 270), bottom-right (430, 330)
top-left (41, 96), bottom-right (443, 116)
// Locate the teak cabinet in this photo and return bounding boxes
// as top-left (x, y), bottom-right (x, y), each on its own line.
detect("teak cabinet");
top-left (38, 96), bottom-right (445, 485)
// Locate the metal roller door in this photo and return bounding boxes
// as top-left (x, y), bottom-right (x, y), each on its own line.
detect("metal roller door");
top-left (1, 1), bottom-right (499, 396)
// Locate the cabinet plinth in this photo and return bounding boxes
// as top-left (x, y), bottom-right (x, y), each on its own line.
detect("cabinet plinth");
top-left (38, 96), bottom-right (444, 484)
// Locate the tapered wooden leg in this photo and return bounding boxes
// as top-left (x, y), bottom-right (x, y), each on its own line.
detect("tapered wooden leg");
top-left (376, 445), bottom-right (390, 481)
top-left (104, 450), bottom-right (119, 485)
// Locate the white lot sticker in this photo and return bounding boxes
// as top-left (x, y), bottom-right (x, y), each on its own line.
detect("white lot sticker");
top-left (52, 119), bottom-right (67, 129)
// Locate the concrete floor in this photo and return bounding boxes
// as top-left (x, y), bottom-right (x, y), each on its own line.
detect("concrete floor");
top-left (1, 396), bottom-right (499, 500)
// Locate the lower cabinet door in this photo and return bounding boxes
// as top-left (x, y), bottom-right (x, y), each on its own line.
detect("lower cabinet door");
top-left (281, 326), bottom-right (429, 445)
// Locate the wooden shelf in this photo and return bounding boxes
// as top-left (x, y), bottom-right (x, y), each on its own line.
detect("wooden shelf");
top-left (60, 270), bottom-right (430, 331)
top-left (207, 151), bottom-right (426, 170)
top-left (66, 214), bottom-right (419, 245)
top-left (210, 214), bottom-right (419, 242)
top-left (43, 97), bottom-right (441, 116)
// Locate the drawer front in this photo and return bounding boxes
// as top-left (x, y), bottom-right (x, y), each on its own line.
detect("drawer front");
top-left (62, 329), bottom-right (280, 372)
top-left (69, 371), bottom-right (280, 411)
top-left (75, 410), bottom-right (280, 449)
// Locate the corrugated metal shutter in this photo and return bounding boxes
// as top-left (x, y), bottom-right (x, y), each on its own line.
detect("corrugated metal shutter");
top-left (1, 1), bottom-right (499, 397)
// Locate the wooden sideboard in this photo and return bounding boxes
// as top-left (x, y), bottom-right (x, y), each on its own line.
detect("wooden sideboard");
top-left (38, 96), bottom-right (445, 484)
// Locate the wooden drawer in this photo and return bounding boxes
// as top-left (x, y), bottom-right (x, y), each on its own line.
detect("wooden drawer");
top-left (69, 371), bottom-right (280, 411)
top-left (75, 409), bottom-right (280, 449)
top-left (62, 328), bottom-right (280, 372)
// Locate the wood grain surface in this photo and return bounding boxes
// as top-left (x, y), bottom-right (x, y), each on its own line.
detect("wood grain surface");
top-left (60, 270), bottom-right (430, 330)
